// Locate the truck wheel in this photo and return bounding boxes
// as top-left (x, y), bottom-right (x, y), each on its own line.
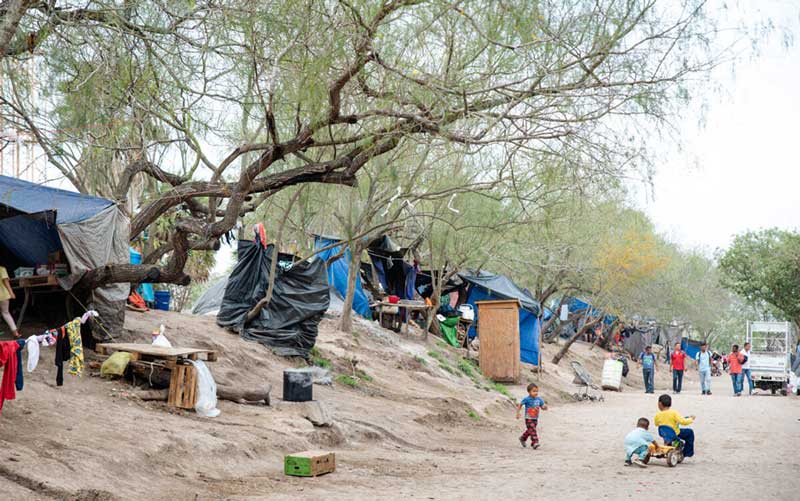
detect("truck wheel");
top-left (771, 388), bottom-right (776, 395)
top-left (780, 389), bottom-right (787, 396)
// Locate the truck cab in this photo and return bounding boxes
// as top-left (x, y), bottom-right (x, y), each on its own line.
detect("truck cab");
top-left (746, 321), bottom-right (798, 395)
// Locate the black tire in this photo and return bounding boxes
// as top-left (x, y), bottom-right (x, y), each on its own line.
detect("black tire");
top-left (677, 452), bottom-right (685, 464)
top-left (771, 387), bottom-right (777, 395)
top-left (780, 389), bottom-right (787, 396)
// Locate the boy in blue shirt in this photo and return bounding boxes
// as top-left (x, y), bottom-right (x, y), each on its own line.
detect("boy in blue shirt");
top-left (516, 383), bottom-right (548, 449)
top-left (624, 417), bottom-right (657, 468)
top-left (639, 345), bottom-right (656, 394)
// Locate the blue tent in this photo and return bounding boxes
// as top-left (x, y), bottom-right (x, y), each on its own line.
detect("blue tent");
top-left (567, 297), bottom-right (618, 326)
top-left (313, 236), bottom-right (371, 318)
top-left (0, 175), bottom-right (128, 336)
top-left (0, 175), bottom-right (115, 267)
top-left (460, 271), bottom-right (542, 365)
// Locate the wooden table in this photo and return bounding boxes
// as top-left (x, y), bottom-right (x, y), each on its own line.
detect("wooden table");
top-left (11, 275), bottom-right (66, 327)
top-left (96, 343), bottom-right (218, 409)
top-left (377, 300), bottom-right (432, 334)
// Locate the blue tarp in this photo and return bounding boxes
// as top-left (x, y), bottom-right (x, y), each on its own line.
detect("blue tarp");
top-left (0, 175), bottom-right (113, 224)
top-left (129, 248), bottom-right (155, 302)
top-left (313, 236), bottom-right (371, 318)
top-left (681, 338), bottom-right (702, 360)
top-left (0, 216), bottom-right (62, 266)
top-left (567, 297), bottom-right (618, 326)
top-left (461, 272), bottom-right (541, 365)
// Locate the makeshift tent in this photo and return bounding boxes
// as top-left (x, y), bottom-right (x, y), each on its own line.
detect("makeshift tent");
top-left (566, 297), bottom-right (618, 326)
top-left (366, 235), bottom-right (418, 301)
top-left (460, 271), bottom-right (542, 365)
top-left (191, 277), bottom-right (229, 315)
top-left (0, 175), bottom-right (129, 337)
top-left (681, 338), bottom-right (703, 361)
top-left (216, 238), bottom-right (329, 357)
top-left (313, 235), bottom-right (371, 318)
top-left (622, 327), bottom-right (653, 358)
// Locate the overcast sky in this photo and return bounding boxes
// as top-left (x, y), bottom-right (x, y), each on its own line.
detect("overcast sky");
top-left (635, 1), bottom-right (800, 253)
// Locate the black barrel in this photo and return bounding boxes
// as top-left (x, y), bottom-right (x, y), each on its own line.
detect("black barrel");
top-left (283, 368), bottom-right (313, 402)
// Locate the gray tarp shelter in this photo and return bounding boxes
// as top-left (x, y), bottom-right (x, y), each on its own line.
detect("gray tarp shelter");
top-left (0, 175), bottom-right (129, 337)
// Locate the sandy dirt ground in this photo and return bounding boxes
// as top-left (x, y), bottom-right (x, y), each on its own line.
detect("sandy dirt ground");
top-left (0, 310), bottom-right (797, 500)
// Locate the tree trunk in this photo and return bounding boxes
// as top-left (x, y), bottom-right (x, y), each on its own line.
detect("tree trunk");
top-left (551, 314), bottom-right (603, 365)
top-left (339, 243), bottom-right (362, 333)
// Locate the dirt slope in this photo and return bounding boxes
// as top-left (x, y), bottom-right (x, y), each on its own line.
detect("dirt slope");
top-left (0, 310), bottom-right (690, 500)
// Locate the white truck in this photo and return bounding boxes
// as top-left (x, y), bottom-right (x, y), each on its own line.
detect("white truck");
top-left (745, 321), bottom-right (798, 395)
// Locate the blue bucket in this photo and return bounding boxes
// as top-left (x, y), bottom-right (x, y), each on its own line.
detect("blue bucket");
top-left (154, 290), bottom-right (171, 311)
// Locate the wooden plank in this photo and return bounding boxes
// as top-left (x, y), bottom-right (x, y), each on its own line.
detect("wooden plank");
top-left (96, 343), bottom-right (216, 360)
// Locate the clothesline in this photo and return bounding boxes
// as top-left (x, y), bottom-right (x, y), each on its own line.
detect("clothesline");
top-left (0, 311), bottom-right (98, 414)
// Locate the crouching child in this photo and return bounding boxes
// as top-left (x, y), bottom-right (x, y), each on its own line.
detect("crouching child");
top-left (624, 417), bottom-right (658, 467)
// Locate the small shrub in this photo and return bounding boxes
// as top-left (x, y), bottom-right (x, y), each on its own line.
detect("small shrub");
top-left (457, 358), bottom-right (475, 378)
top-left (467, 410), bottom-right (480, 422)
top-left (335, 374), bottom-right (359, 388)
top-left (490, 381), bottom-right (511, 398)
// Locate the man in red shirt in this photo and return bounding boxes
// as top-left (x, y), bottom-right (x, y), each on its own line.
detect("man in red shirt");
top-left (727, 344), bottom-right (746, 396)
top-left (670, 342), bottom-right (687, 394)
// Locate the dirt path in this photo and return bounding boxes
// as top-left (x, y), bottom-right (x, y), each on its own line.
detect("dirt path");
top-left (270, 381), bottom-right (800, 500)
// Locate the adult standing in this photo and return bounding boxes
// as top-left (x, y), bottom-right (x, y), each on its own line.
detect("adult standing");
top-left (670, 342), bottom-right (686, 394)
top-left (727, 344), bottom-right (746, 396)
top-left (741, 342), bottom-right (754, 395)
top-left (695, 343), bottom-right (712, 395)
top-left (639, 345), bottom-right (657, 394)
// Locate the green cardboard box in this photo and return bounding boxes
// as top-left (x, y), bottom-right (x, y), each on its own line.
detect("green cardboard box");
top-left (284, 450), bottom-right (336, 477)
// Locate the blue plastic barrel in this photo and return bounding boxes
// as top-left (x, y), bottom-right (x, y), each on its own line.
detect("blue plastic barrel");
top-left (154, 290), bottom-right (171, 311)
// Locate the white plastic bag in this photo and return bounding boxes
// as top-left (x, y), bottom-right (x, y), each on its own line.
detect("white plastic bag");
top-left (189, 360), bottom-right (221, 417)
top-left (152, 325), bottom-right (172, 347)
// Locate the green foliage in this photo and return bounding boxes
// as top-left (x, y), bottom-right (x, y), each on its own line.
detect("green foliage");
top-left (467, 410), bottom-right (480, 422)
top-left (718, 229), bottom-right (800, 326)
top-left (335, 375), bottom-right (360, 388)
top-left (457, 358), bottom-right (476, 378)
top-left (310, 347), bottom-right (332, 369)
top-left (490, 381), bottom-right (511, 398)
top-left (414, 355), bottom-right (428, 366)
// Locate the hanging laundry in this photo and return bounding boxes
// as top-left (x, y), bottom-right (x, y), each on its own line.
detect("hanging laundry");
top-left (15, 339), bottom-right (24, 391)
top-left (25, 335), bottom-right (39, 372)
top-left (54, 327), bottom-right (71, 387)
top-left (0, 340), bottom-right (19, 412)
top-left (65, 318), bottom-right (83, 377)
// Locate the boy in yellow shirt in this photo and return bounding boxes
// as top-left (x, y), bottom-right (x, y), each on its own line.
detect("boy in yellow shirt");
top-left (654, 394), bottom-right (695, 458)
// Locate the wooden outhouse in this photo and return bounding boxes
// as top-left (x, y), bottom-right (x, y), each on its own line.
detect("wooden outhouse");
top-left (475, 299), bottom-right (520, 383)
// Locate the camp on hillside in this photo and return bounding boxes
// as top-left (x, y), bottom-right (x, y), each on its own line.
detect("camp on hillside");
top-left (0, 175), bottom-right (128, 337)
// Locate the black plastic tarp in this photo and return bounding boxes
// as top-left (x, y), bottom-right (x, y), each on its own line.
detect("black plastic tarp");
top-left (459, 270), bottom-right (541, 315)
top-left (216, 239), bottom-right (330, 357)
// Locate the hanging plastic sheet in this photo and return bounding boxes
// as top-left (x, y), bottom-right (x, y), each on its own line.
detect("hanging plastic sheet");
top-left (217, 240), bottom-right (329, 358)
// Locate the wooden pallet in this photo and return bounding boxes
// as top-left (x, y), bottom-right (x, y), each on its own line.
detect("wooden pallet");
top-left (12, 274), bottom-right (60, 288)
top-left (96, 343), bottom-right (218, 364)
top-left (168, 363), bottom-right (198, 409)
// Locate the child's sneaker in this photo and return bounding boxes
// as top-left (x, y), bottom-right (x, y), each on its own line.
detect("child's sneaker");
top-left (532, 443), bottom-right (540, 450)
top-left (519, 437), bottom-right (527, 448)
top-left (632, 458), bottom-right (647, 468)
top-left (624, 459), bottom-right (632, 466)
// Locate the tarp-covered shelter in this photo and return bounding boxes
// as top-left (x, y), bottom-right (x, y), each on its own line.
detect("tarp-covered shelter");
top-left (0, 175), bottom-right (129, 337)
top-left (313, 235), bottom-right (371, 318)
top-left (366, 235), bottom-right (417, 301)
top-left (681, 337), bottom-right (703, 360)
top-left (191, 277), bottom-right (229, 315)
top-left (217, 237), bottom-right (329, 357)
top-left (460, 271), bottom-right (542, 365)
top-left (567, 297), bottom-right (618, 326)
